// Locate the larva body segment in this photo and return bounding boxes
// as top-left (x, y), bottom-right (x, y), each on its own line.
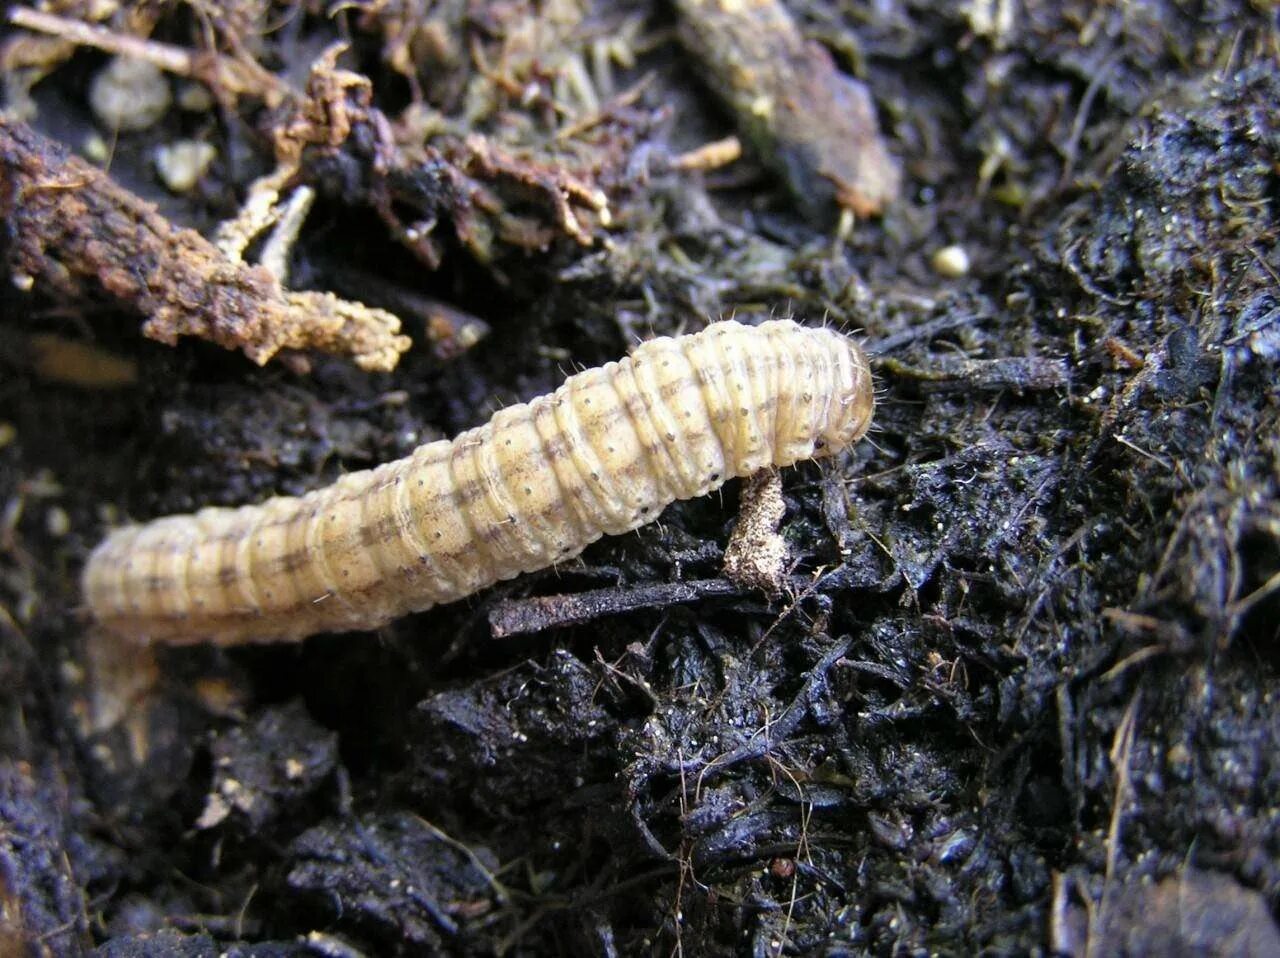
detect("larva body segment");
top-left (83, 320), bottom-right (874, 645)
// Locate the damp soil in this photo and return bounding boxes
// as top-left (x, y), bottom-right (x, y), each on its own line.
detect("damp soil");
top-left (1, 2), bottom-right (1278, 956)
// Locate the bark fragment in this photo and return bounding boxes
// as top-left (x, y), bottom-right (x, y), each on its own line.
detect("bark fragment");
top-left (675, 0), bottom-right (899, 223)
top-left (0, 118), bottom-right (411, 371)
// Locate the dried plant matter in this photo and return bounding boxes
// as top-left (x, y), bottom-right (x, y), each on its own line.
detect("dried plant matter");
top-left (7, 5), bottom-right (652, 273)
top-left (6, 6), bottom-right (287, 109)
top-left (722, 470), bottom-right (788, 595)
top-left (0, 118), bottom-right (410, 371)
top-left (675, 0), bottom-right (899, 222)
top-left (83, 320), bottom-right (875, 646)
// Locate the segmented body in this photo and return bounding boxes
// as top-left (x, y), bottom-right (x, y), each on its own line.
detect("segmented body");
top-left (83, 320), bottom-right (874, 645)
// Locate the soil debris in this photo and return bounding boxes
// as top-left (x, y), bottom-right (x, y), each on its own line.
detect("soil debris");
top-left (195, 700), bottom-right (338, 833)
top-left (1, 2), bottom-right (1278, 956)
top-left (1053, 867), bottom-right (1280, 957)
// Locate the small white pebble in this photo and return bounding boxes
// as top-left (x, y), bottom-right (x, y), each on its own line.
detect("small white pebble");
top-left (154, 140), bottom-right (217, 193)
top-left (46, 506), bottom-right (71, 538)
top-left (176, 81), bottom-right (215, 112)
top-left (59, 659), bottom-right (85, 685)
top-left (90, 56), bottom-right (171, 132)
top-left (931, 244), bottom-right (971, 278)
top-left (81, 132), bottom-right (109, 164)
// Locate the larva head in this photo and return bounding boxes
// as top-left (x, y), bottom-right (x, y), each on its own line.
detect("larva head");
top-left (812, 331), bottom-right (874, 458)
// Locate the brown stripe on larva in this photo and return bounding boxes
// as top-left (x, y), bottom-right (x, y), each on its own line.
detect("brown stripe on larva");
top-left (83, 320), bottom-right (875, 645)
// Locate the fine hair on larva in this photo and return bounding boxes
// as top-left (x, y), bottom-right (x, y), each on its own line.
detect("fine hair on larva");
top-left (83, 319), bottom-right (875, 646)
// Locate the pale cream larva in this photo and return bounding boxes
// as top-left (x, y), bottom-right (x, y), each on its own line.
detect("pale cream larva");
top-left (83, 320), bottom-right (875, 645)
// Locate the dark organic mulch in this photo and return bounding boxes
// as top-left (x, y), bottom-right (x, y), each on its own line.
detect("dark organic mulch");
top-left (1, 2), bottom-right (1277, 955)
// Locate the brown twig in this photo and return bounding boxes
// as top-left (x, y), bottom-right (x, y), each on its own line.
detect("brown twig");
top-left (7, 6), bottom-right (288, 106)
top-left (0, 118), bottom-right (410, 371)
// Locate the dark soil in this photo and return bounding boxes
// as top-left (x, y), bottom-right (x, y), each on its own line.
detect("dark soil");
top-left (1, 2), bottom-right (1278, 955)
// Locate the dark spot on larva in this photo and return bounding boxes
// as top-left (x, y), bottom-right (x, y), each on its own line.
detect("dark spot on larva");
top-left (666, 432), bottom-right (675, 441)
top-left (814, 439), bottom-right (826, 449)
top-left (640, 506), bottom-right (649, 514)
top-left (524, 486), bottom-right (532, 496)
top-left (342, 569), bottom-right (350, 577)
top-left (418, 478), bottom-right (424, 487)
top-left (505, 438), bottom-right (512, 446)
top-left (711, 472), bottom-right (721, 481)
top-left (330, 513), bottom-right (337, 522)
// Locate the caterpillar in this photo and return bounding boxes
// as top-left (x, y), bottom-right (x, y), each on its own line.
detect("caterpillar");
top-left (83, 320), bottom-right (874, 645)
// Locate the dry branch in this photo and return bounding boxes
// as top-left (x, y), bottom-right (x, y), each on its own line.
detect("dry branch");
top-left (0, 118), bottom-right (410, 372)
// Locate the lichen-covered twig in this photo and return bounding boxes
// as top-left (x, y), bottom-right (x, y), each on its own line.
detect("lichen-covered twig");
top-left (0, 118), bottom-right (411, 372)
